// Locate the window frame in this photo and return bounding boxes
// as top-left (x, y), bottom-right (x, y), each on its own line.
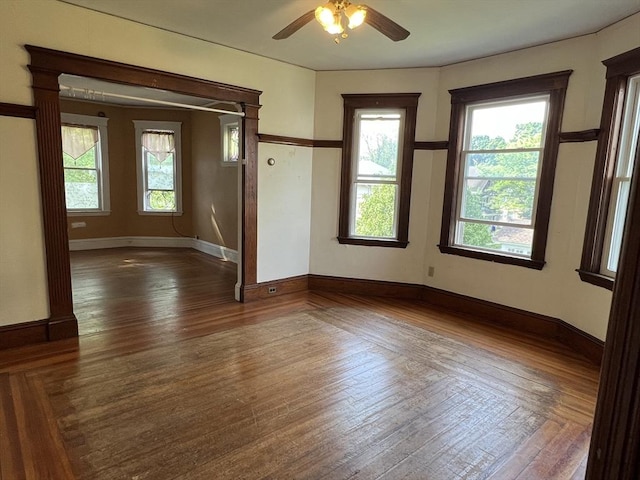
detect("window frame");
top-left (579, 47), bottom-right (640, 290)
top-left (439, 70), bottom-right (572, 269)
top-left (61, 113), bottom-right (110, 216)
top-left (219, 113), bottom-right (240, 166)
top-left (338, 93), bottom-right (420, 248)
top-left (134, 120), bottom-right (183, 216)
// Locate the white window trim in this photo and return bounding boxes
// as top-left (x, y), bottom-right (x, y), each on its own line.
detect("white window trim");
top-left (601, 74), bottom-right (640, 276)
top-left (219, 114), bottom-right (240, 166)
top-left (453, 95), bottom-right (550, 259)
top-left (133, 120), bottom-right (183, 215)
top-left (61, 113), bottom-right (111, 215)
top-left (349, 108), bottom-right (405, 239)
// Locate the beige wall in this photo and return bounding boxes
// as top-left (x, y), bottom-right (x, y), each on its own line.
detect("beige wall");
top-left (0, 0), bottom-right (316, 326)
top-left (60, 100), bottom-right (194, 240)
top-left (309, 14), bottom-right (640, 340)
top-left (191, 111), bottom-right (238, 250)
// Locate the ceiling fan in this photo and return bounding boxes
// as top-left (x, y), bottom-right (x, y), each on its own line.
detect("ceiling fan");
top-left (273, 0), bottom-right (410, 43)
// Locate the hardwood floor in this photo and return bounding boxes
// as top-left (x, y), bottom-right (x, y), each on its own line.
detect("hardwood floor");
top-left (0, 248), bottom-right (599, 479)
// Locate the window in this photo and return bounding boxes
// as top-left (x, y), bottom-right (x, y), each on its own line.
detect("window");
top-left (579, 47), bottom-right (640, 290)
top-left (338, 93), bottom-right (420, 248)
top-left (219, 114), bottom-right (240, 165)
top-left (134, 121), bottom-right (182, 214)
top-left (61, 113), bottom-right (110, 214)
top-left (439, 71), bottom-right (572, 269)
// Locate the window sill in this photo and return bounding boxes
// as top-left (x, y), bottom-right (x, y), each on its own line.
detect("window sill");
top-left (576, 269), bottom-right (614, 291)
top-left (438, 244), bottom-right (545, 270)
top-left (137, 210), bottom-right (183, 216)
top-left (337, 236), bottom-right (409, 248)
top-left (220, 161), bottom-right (238, 167)
top-left (67, 210), bottom-right (111, 217)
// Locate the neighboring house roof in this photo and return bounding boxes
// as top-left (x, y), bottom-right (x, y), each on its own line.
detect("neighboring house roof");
top-left (358, 160), bottom-right (391, 176)
top-left (495, 227), bottom-right (533, 246)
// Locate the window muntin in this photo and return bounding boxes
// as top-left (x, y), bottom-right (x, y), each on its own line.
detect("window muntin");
top-left (601, 74), bottom-right (640, 276)
top-left (351, 109), bottom-right (404, 239)
top-left (454, 97), bottom-right (550, 258)
top-left (134, 121), bottom-right (182, 214)
top-left (61, 113), bottom-right (110, 214)
top-left (219, 114), bottom-right (240, 165)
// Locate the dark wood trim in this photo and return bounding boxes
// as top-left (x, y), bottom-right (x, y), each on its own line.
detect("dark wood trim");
top-left (313, 139), bottom-right (343, 148)
top-left (339, 93), bottom-right (420, 248)
top-left (337, 236), bottom-right (409, 248)
top-left (47, 315), bottom-right (79, 341)
top-left (559, 129), bottom-right (600, 143)
top-left (25, 45), bottom-right (261, 341)
top-left (0, 320), bottom-right (48, 350)
top-left (256, 132), bottom-right (597, 151)
top-left (579, 47), bottom-right (640, 290)
top-left (603, 46), bottom-right (640, 78)
top-left (257, 133), bottom-right (343, 149)
top-left (308, 275), bottom-right (423, 299)
top-left (440, 70), bottom-right (572, 269)
top-left (438, 245), bottom-right (545, 270)
top-left (586, 106), bottom-right (640, 479)
top-left (449, 70), bottom-right (574, 103)
top-left (242, 275), bottom-right (309, 302)
top-left (576, 269), bottom-right (614, 291)
top-left (0, 102), bottom-right (37, 119)
top-left (258, 133), bottom-right (314, 147)
top-left (414, 141), bottom-right (449, 150)
top-left (308, 274), bottom-right (604, 365)
top-left (241, 104), bottom-right (260, 288)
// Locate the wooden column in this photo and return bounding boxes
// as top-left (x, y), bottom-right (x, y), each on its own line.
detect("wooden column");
top-left (28, 66), bottom-right (78, 340)
top-left (240, 103), bottom-right (260, 293)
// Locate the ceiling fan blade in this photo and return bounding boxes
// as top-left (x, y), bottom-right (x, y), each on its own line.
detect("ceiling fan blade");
top-left (363, 5), bottom-right (410, 42)
top-left (272, 10), bottom-right (316, 40)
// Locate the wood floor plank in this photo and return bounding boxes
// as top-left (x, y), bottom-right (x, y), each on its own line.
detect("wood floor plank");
top-left (0, 248), bottom-right (600, 479)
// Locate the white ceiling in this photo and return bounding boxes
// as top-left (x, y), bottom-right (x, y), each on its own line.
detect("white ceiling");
top-left (60, 0), bottom-right (640, 71)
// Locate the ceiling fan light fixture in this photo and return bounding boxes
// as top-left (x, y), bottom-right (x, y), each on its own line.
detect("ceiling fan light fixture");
top-left (324, 14), bottom-right (344, 35)
top-left (345, 4), bottom-right (366, 29)
top-left (315, 3), bottom-right (336, 29)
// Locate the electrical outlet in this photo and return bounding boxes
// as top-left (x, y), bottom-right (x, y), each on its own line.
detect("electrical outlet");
top-left (268, 287), bottom-right (277, 294)
top-left (428, 266), bottom-right (435, 277)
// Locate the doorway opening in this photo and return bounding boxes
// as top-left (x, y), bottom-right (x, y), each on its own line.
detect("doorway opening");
top-left (27, 45), bottom-right (261, 340)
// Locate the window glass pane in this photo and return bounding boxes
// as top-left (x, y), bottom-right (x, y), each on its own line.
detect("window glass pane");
top-left (458, 222), bottom-right (533, 256)
top-left (146, 152), bottom-right (175, 190)
top-left (227, 125), bottom-right (239, 162)
top-left (461, 178), bottom-right (536, 224)
top-left (148, 190), bottom-right (176, 211)
top-left (357, 114), bottom-right (400, 179)
top-left (63, 147), bottom-right (97, 169)
top-left (64, 169), bottom-right (99, 209)
top-left (607, 180), bottom-right (631, 272)
top-left (466, 152), bottom-right (540, 178)
top-left (353, 183), bottom-right (397, 238)
top-left (468, 100), bottom-right (547, 150)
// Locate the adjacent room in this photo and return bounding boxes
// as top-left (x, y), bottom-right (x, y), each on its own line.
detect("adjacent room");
top-left (1, 1), bottom-right (639, 479)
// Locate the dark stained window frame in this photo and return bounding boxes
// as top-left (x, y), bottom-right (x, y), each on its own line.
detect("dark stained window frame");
top-left (578, 47), bottom-right (640, 291)
top-left (338, 93), bottom-right (420, 248)
top-left (439, 70), bottom-right (573, 269)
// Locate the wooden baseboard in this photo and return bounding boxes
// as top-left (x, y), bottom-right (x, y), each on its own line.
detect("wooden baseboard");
top-left (0, 314), bottom-right (78, 350)
top-left (242, 275), bottom-right (309, 302)
top-left (48, 314), bottom-right (78, 341)
top-left (308, 274), bottom-right (604, 365)
top-left (0, 319), bottom-right (48, 349)
top-left (308, 274), bottom-right (423, 299)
